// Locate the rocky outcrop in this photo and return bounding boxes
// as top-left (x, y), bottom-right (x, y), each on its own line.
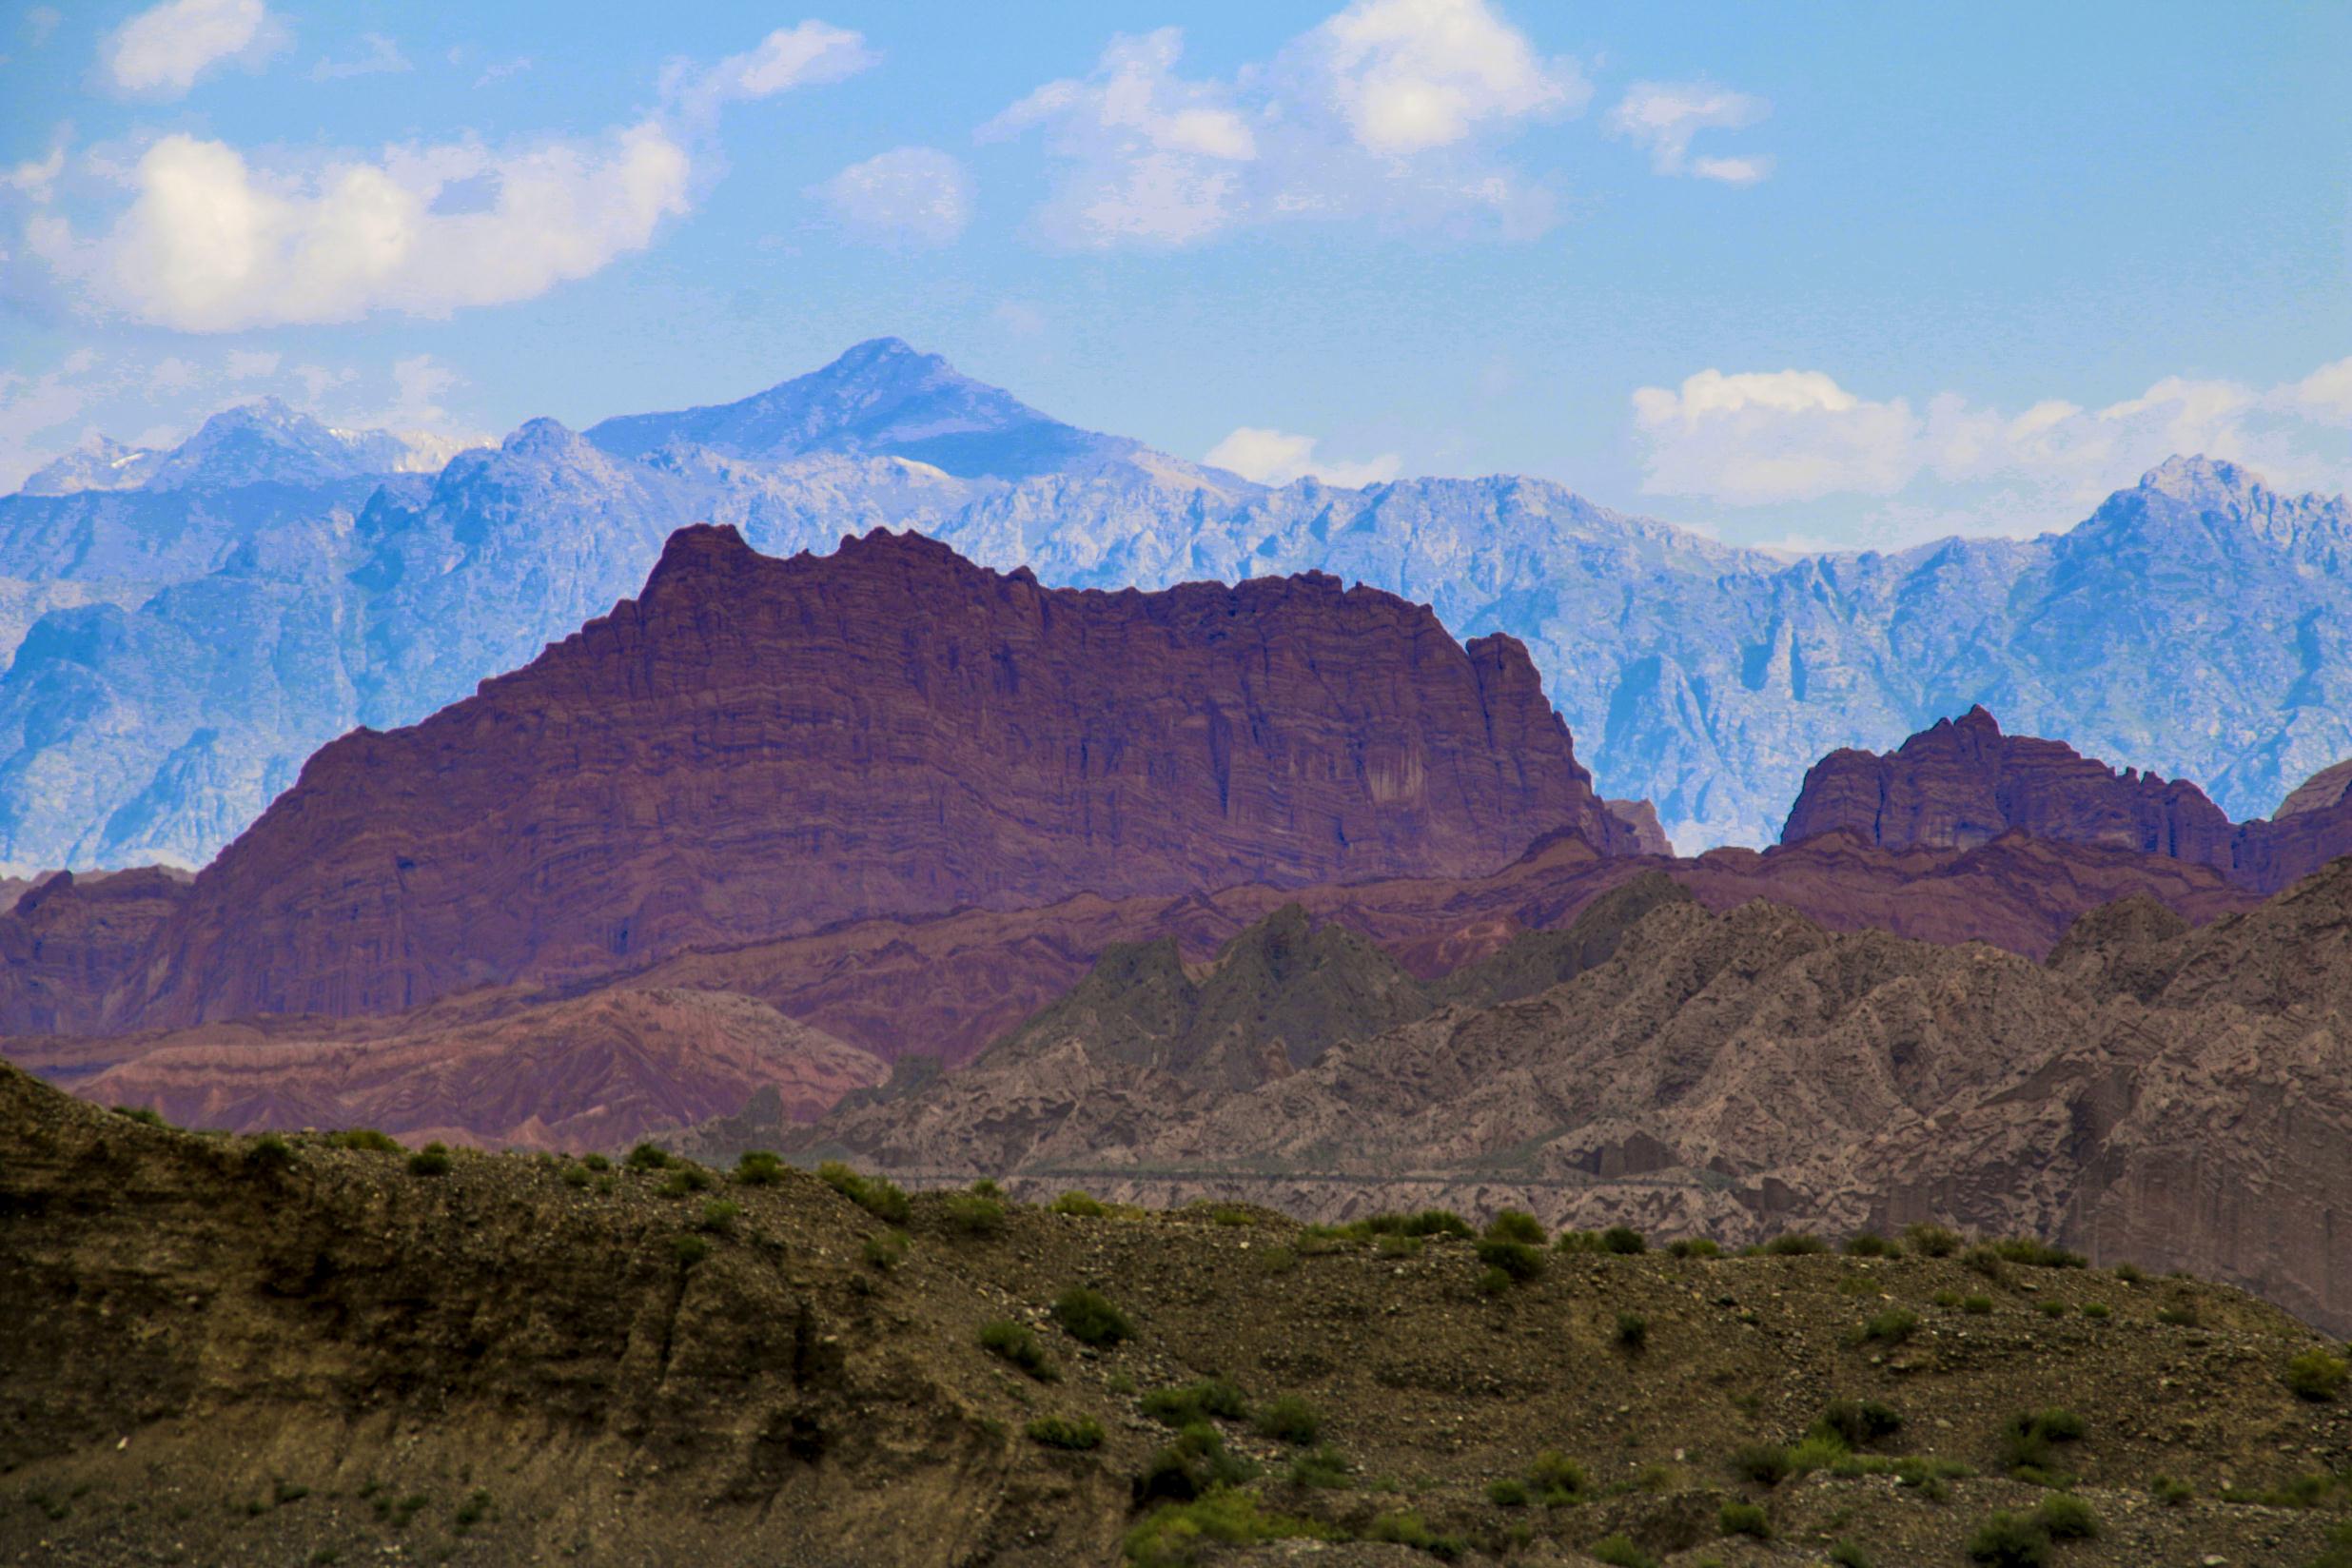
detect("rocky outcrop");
top-left (1604, 798), bottom-right (1674, 855)
top-left (1783, 709), bottom-right (2352, 893)
top-left (95, 525), bottom-right (1636, 1032)
top-left (0, 869), bottom-right (191, 1035)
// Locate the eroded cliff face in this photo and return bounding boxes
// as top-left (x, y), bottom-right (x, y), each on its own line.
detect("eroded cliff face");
top-left (105, 525), bottom-right (1636, 1032)
top-left (1781, 707), bottom-right (2352, 893)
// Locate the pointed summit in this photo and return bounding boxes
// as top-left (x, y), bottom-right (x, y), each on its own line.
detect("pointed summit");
top-left (146, 398), bottom-right (413, 491)
top-left (581, 338), bottom-right (1137, 480)
top-left (2139, 454), bottom-right (2266, 511)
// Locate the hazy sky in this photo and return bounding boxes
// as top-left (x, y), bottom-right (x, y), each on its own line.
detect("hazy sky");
top-left (3, 0), bottom-right (2347, 548)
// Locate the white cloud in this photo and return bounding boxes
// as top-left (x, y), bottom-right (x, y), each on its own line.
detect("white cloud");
top-left (310, 31), bottom-right (407, 82)
top-left (675, 20), bottom-right (875, 125)
top-left (0, 350), bottom-right (108, 491)
top-left (1206, 425), bottom-right (1401, 487)
top-left (984, 4), bottom-right (1579, 249)
top-left (48, 123), bottom-right (691, 330)
top-left (27, 8), bottom-right (61, 46)
top-left (1607, 80), bottom-right (1772, 183)
top-left (809, 147), bottom-right (971, 246)
top-left (147, 355), bottom-right (199, 394)
top-left (2285, 356), bottom-right (2352, 422)
top-left (292, 362), bottom-right (357, 400)
top-left (1631, 359), bottom-right (2352, 512)
top-left (3, 138), bottom-right (65, 202)
top-left (104, 0), bottom-right (286, 98)
top-left (225, 348), bottom-right (279, 379)
top-left (1632, 369), bottom-right (1917, 502)
top-left (474, 56), bottom-right (531, 88)
top-left (1310, 0), bottom-right (1585, 155)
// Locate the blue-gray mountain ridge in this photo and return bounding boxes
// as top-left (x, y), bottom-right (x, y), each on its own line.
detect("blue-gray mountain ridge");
top-left (1, 340), bottom-right (2346, 874)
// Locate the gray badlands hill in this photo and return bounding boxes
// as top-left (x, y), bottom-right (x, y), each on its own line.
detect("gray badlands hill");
top-left (3, 338), bottom-right (2348, 871)
top-left (765, 856), bottom-right (2352, 1336)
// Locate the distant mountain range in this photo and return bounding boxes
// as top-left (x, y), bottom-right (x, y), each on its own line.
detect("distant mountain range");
top-left (3, 339), bottom-right (2348, 872)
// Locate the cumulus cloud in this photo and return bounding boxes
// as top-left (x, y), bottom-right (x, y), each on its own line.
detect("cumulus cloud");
top-left (1632, 358), bottom-right (2352, 511)
top-left (674, 20), bottom-right (875, 126)
top-left (984, 1), bottom-right (1580, 249)
top-left (1311, 0), bottom-right (1585, 155)
top-left (42, 124), bottom-right (690, 330)
top-left (808, 147), bottom-right (971, 246)
top-left (310, 31), bottom-right (408, 82)
top-left (1607, 80), bottom-right (1772, 183)
top-left (3, 139), bottom-right (65, 202)
top-left (1206, 426), bottom-right (1401, 488)
top-left (104, 0), bottom-right (286, 98)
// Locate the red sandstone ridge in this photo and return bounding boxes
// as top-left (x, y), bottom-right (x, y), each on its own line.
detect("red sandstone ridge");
top-left (1780, 708), bottom-right (2352, 894)
top-left (89, 525), bottom-right (1639, 1033)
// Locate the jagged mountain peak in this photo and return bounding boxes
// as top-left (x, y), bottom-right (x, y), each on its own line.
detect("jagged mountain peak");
top-left (17, 434), bottom-right (164, 497)
top-left (582, 338), bottom-right (1141, 480)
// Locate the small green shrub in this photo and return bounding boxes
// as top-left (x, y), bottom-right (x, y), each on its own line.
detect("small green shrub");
top-left (1987, 1237), bottom-right (2087, 1269)
top-left (1788, 1434), bottom-right (1850, 1475)
top-left (1844, 1231), bottom-right (1895, 1258)
top-left (2287, 1348), bottom-right (2351, 1401)
top-left (816, 1161), bottom-right (911, 1224)
top-left (1476, 1265), bottom-right (1513, 1295)
top-left (1026, 1416), bottom-right (1103, 1450)
top-left (1528, 1449), bottom-right (1587, 1499)
top-left (1963, 1246), bottom-right (2009, 1283)
top-left (330, 1127), bottom-right (401, 1152)
top-left (2037, 1300), bottom-right (2068, 1319)
top-left (943, 1193), bottom-right (1007, 1237)
top-left (1486, 1208), bottom-right (1547, 1245)
top-left (2151, 1475), bottom-right (2192, 1507)
top-left (580, 1151), bottom-right (610, 1171)
top-left (1365, 1511), bottom-right (1467, 1559)
top-left (1903, 1223), bottom-right (1962, 1257)
top-left (2033, 1494), bottom-right (2098, 1540)
top-left (734, 1150), bottom-right (784, 1186)
top-left (1287, 1445), bottom-right (1351, 1489)
top-left (862, 1230), bottom-right (907, 1270)
top-left (559, 1164), bottom-right (590, 1189)
top-left (1853, 1308), bottom-right (1919, 1345)
top-left (1963, 1294), bottom-right (1994, 1315)
top-left (1050, 1190), bottom-right (1108, 1218)
top-left (1998, 1409), bottom-right (2084, 1479)
top-left (1589, 1535), bottom-right (1659, 1568)
top-left (978, 1319), bottom-right (1059, 1381)
top-left (1932, 1289), bottom-right (1963, 1307)
top-left (406, 1143), bottom-right (453, 1177)
top-left (1398, 1208), bottom-right (1474, 1239)
top-left (1730, 1443), bottom-right (1792, 1487)
top-left (1121, 1484), bottom-right (1327, 1565)
top-left (698, 1199), bottom-right (739, 1233)
top-left (625, 1142), bottom-right (670, 1170)
top-left (112, 1105), bottom-right (167, 1127)
top-left (1719, 1500), bottom-right (1771, 1539)
top-left (1475, 1237), bottom-right (1546, 1283)
top-left (2082, 1301), bottom-right (2110, 1320)
top-left (1615, 1311), bottom-right (1649, 1350)
top-left (1601, 1225), bottom-right (1647, 1255)
top-left (1813, 1399), bottom-right (1903, 1449)
top-left (1487, 1478), bottom-right (1530, 1507)
top-left (1966, 1511), bottom-right (2050, 1567)
top-left (1132, 1424), bottom-right (1254, 1506)
top-left (1373, 1233), bottom-right (1420, 1258)
top-left (2111, 1261), bottom-right (2145, 1284)
top-left (1053, 1286), bottom-right (1134, 1346)
top-left (671, 1233), bottom-right (710, 1266)
top-left (1255, 1395), bottom-right (1321, 1445)
top-left (245, 1132), bottom-right (295, 1169)
top-left (1142, 1379), bottom-right (1249, 1427)
top-left (1555, 1228), bottom-right (1606, 1254)
top-left (970, 1178), bottom-right (1003, 1198)
top-left (657, 1166), bottom-right (712, 1197)
top-left (1668, 1237), bottom-right (1721, 1259)
top-left (453, 1488), bottom-right (492, 1533)
top-left (1829, 1541), bottom-right (1872, 1568)
top-left (2154, 1302), bottom-right (2200, 1327)
top-left (1762, 1232), bottom-right (1828, 1256)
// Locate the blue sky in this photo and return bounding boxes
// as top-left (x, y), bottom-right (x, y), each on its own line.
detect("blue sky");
top-left (2, 0), bottom-right (2346, 548)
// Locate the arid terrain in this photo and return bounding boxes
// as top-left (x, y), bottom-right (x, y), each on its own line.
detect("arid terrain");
top-left (10, 1060), bottom-right (2352, 1568)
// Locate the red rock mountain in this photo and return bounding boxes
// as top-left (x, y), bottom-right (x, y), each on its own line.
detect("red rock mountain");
top-left (1781, 707), bottom-right (2352, 892)
top-left (96, 525), bottom-right (1640, 1032)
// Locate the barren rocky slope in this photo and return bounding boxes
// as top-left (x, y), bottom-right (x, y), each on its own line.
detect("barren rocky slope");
top-left (768, 858), bottom-right (2352, 1336)
top-left (9, 1060), bottom-right (2352, 1567)
top-left (1783, 707), bottom-right (2352, 892)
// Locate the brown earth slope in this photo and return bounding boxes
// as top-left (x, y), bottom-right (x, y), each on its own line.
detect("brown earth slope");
top-left (1782, 707), bottom-right (2352, 892)
top-left (8, 1060), bottom-right (2352, 1568)
top-left (766, 858), bottom-right (2352, 1336)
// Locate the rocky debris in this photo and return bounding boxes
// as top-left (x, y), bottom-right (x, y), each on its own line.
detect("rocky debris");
top-left (6, 1059), bottom-right (2350, 1567)
top-left (1782, 707), bottom-right (2352, 894)
top-left (81, 524), bottom-right (1640, 1033)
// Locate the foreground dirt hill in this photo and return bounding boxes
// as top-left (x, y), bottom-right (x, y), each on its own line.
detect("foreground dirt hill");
top-left (78, 524), bottom-right (1646, 1034)
top-left (1782, 707), bottom-right (2352, 892)
top-left (766, 857), bottom-right (2352, 1337)
top-left (8, 1059), bottom-right (2352, 1568)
